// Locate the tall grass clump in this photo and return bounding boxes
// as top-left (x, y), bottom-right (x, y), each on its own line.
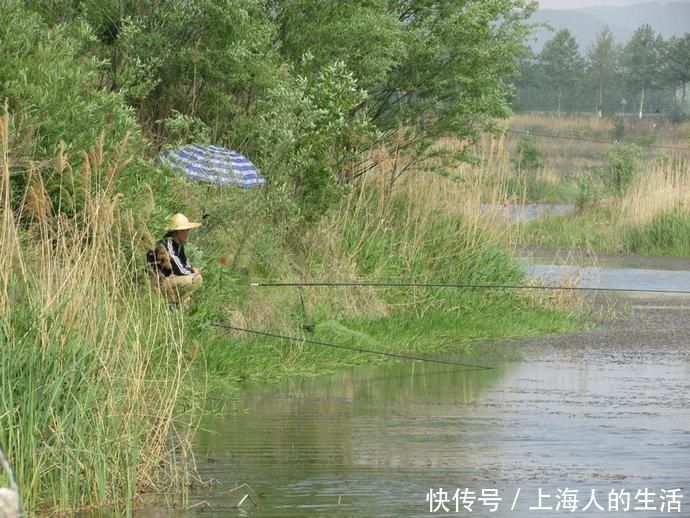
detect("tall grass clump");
top-left (300, 163), bottom-right (583, 354)
top-left (623, 207), bottom-right (690, 255)
top-left (0, 107), bottom-right (198, 513)
top-left (603, 143), bottom-right (641, 194)
top-left (620, 155), bottom-right (690, 254)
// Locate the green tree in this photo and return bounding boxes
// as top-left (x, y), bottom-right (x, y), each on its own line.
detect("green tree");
top-left (587, 26), bottom-right (619, 117)
top-left (538, 29), bottom-right (584, 116)
top-left (274, 0), bottom-right (538, 182)
top-left (15, 0), bottom-right (539, 218)
top-left (663, 34), bottom-right (690, 112)
top-left (512, 50), bottom-right (541, 110)
top-left (273, 0), bottom-right (405, 91)
top-left (621, 24), bottom-right (664, 118)
top-left (77, 0), bottom-right (279, 134)
top-left (380, 0), bottom-right (536, 168)
top-left (604, 143), bottom-right (641, 194)
top-left (0, 1), bottom-right (141, 158)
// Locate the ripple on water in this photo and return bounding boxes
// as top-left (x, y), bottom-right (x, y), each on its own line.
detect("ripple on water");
top-left (188, 301), bottom-right (690, 517)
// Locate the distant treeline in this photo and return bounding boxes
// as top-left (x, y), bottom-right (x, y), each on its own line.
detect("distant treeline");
top-left (514, 25), bottom-right (690, 119)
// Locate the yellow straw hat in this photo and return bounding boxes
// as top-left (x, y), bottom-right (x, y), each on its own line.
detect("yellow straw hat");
top-left (168, 213), bottom-right (202, 231)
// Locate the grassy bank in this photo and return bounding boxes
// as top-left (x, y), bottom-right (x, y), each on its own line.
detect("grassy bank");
top-left (202, 303), bottom-right (581, 389)
top-left (0, 4), bottom-right (589, 513)
top-left (0, 101), bottom-right (592, 512)
top-left (187, 169), bottom-right (585, 390)
top-left (517, 154), bottom-right (690, 255)
top-left (0, 112), bottom-right (199, 513)
top-left (471, 113), bottom-right (690, 257)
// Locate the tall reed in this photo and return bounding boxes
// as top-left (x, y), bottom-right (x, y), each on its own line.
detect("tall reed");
top-left (618, 155), bottom-right (690, 254)
top-left (620, 155), bottom-right (690, 227)
top-left (221, 132), bottom-right (582, 332)
top-left (300, 143), bottom-right (547, 320)
top-left (0, 105), bottom-right (198, 513)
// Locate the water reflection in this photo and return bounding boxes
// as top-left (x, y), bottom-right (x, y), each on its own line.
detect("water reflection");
top-left (190, 330), bottom-right (690, 517)
top-left (185, 256), bottom-right (690, 517)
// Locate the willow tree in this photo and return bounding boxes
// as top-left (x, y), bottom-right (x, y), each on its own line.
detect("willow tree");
top-left (275, 0), bottom-right (538, 182)
top-left (20, 0), bottom-right (539, 216)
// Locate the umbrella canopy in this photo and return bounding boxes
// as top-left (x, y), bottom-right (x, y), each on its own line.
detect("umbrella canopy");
top-left (158, 144), bottom-right (265, 188)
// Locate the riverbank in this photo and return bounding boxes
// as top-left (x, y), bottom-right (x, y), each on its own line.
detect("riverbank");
top-left (189, 293), bottom-right (690, 516)
top-left (0, 111), bottom-right (586, 513)
top-left (187, 171), bottom-right (587, 394)
top-left (500, 114), bottom-right (690, 256)
top-left (4, 4), bottom-right (683, 513)
top-left (0, 111), bottom-right (199, 512)
top-left (200, 300), bottom-right (583, 392)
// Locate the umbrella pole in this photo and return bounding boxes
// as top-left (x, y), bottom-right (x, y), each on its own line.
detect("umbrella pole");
top-left (201, 184), bottom-right (212, 221)
top-left (298, 288), bottom-right (314, 332)
top-left (229, 189), bottom-right (265, 271)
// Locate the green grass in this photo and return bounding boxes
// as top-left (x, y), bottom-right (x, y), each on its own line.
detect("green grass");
top-left (199, 290), bottom-right (583, 391)
top-left (517, 206), bottom-right (619, 251)
top-left (623, 208), bottom-right (690, 255)
top-left (507, 114), bottom-right (690, 258)
top-left (0, 110), bottom-right (198, 514)
top-left (0, 255), bottom-right (197, 514)
top-left (185, 173), bottom-right (588, 395)
top-left (1, 103), bottom-right (595, 514)
top-left (518, 204), bottom-right (690, 258)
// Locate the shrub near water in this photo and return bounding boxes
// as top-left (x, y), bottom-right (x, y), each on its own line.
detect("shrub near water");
top-left (623, 208), bottom-right (690, 255)
top-left (0, 111), bottom-right (197, 513)
top-left (604, 143), bottom-right (641, 194)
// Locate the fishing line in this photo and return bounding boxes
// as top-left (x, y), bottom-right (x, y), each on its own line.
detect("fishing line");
top-left (210, 323), bottom-right (493, 371)
top-left (228, 280), bottom-right (690, 371)
top-left (249, 280), bottom-right (690, 295)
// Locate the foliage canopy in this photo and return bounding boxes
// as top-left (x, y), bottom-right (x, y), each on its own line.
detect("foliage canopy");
top-left (5, 0), bottom-right (537, 219)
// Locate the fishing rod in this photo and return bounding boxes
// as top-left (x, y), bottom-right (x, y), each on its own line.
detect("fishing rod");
top-left (224, 279), bottom-right (690, 371)
top-left (210, 323), bottom-right (493, 371)
top-left (249, 280), bottom-right (690, 295)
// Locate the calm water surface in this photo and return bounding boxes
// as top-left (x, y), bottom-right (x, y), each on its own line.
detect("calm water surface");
top-left (188, 256), bottom-right (690, 517)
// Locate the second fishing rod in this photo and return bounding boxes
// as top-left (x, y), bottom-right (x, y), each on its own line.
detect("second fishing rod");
top-left (249, 279), bottom-right (690, 296)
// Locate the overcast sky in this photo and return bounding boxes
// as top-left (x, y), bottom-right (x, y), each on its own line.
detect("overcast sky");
top-left (539, 0), bottom-right (690, 8)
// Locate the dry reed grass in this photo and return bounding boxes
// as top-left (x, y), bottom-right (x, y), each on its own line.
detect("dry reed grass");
top-left (0, 103), bottom-right (198, 512)
top-left (213, 122), bottom-right (588, 349)
top-left (620, 156), bottom-right (690, 227)
top-left (301, 136), bottom-right (584, 316)
top-left (511, 113), bottom-right (614, 134)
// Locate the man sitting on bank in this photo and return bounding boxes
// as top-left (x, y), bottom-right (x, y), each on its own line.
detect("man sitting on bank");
top-left (148, 213), bottom-right (203, 306)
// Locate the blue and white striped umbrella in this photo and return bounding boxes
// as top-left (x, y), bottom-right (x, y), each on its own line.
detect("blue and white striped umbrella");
top-left (158, 144), bottom-right (265, 188)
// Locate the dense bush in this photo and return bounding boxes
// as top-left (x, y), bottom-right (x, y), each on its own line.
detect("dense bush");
top-left (10, 0), bottom-right (534, 222)
top-left (603, 143), bottom-right (641, 194)
top-left (514, 134), bottom-right (544, 173)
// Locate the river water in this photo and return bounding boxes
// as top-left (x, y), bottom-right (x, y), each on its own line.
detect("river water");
top-left (188, 255), bottom-right (690, 517)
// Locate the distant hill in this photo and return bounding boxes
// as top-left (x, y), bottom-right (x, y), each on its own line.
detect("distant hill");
top-left (530, 2), bottom-right (690, 52)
